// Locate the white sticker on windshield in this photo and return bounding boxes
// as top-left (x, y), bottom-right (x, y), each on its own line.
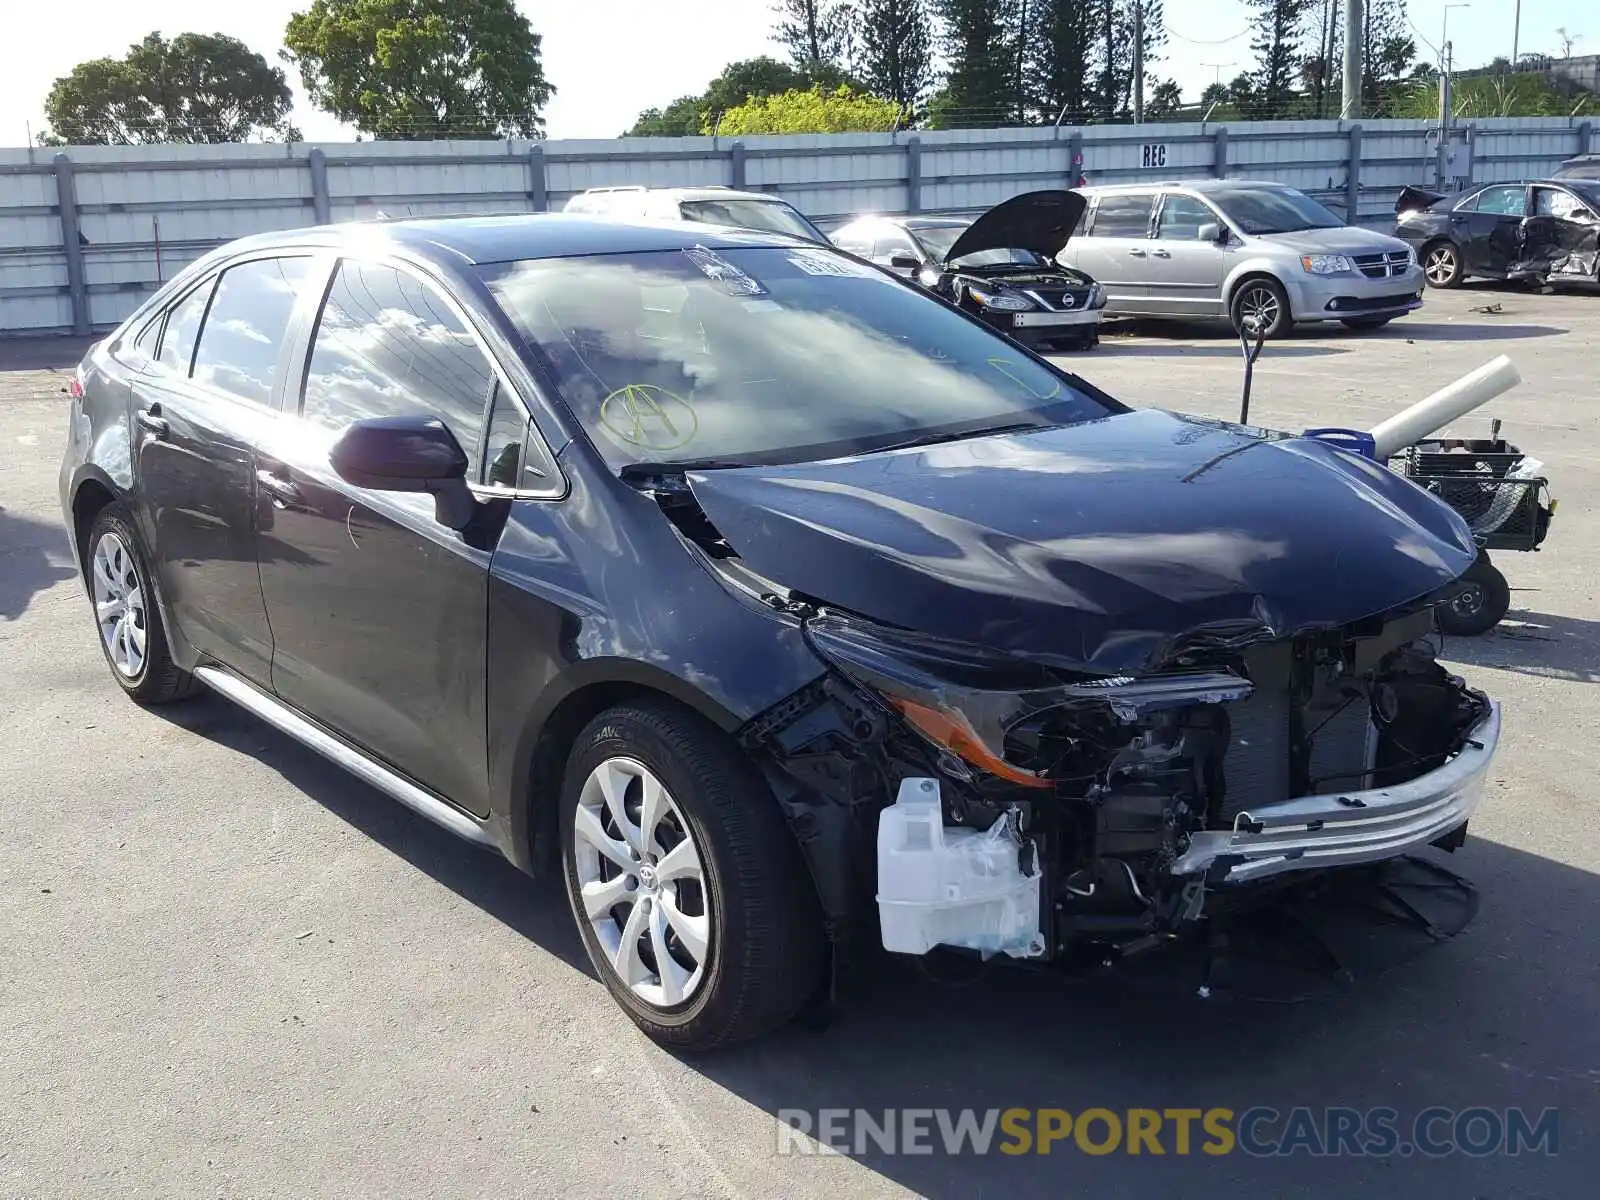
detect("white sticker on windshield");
top-left (787, 248), bottom-right (879, 278)
top-left (683, 245), bottom-right (768, 296)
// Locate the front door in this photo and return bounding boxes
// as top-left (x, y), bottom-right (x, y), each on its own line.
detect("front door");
top-left (255, 256), bottom-right (506, 816)
top-left (1144, 193), bottom-right (1230, 317)
top-left (132, 256), bottom-right (317, 684)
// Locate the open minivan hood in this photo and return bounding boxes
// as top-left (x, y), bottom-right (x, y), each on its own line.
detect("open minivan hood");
top-left (944, 190), bottom-right (1086, 262)
top-left (685, 410), bottom-right (1476, 675)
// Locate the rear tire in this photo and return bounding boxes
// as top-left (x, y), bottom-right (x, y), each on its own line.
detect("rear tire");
top-left (1437, 553), bottom-right (1511, 637)
top-left (1229, 277), bottom-right (1291, 339)
top-left (1422, 241), bottom-right (1463, 288)
top-left (559, 700), bottom-right (825, 1051)
top-left (83, 503), bottom-right (198, 705)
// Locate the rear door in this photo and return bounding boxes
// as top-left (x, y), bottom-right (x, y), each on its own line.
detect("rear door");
top-left (1457, 184), bottom-right (1527, 275)
top-left (1064, 191), bottom-right (1156, 310)
top-left (131, 254), bottom-right (319, 684)
top-left (1145, 192), bottom-right (1230, 317)
top-left (254, 255), bottom-right (519, 816)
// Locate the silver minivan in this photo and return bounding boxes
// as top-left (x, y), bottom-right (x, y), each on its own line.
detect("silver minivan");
top-left (1061, 180), bottom-right (1426, 336)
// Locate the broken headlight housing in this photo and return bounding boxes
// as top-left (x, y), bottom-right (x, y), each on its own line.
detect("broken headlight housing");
top-left (805, 612), bottom-right (1253, 789)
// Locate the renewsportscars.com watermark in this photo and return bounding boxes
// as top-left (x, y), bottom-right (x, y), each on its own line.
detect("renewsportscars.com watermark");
top-left (776, 1106), bottom-right (1560, 1158)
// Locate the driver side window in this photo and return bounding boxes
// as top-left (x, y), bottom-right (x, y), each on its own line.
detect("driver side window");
top-left (1156, 195), bottom-right (1217, 240)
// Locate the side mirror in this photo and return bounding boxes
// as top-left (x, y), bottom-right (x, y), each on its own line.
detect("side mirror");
top-left (1198, 222), bottom-right (1226, 245)
top-left (330, 416), bottom-right (478, 531)
top-left (887, 251), bottom-right (921, 271)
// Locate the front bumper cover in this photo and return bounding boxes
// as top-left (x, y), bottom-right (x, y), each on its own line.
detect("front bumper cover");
top-left (1169, 700), bottom-right (1500, 885)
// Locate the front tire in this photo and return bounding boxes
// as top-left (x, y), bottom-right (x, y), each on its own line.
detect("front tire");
top-left (1229, 277), bottom-right (1291, 339)
top-left (83, 503), bottom-right (198, 704)
top-left (560, 700), bottom-right (825, 1051)
top-left (1422, 241), bottom-right (1463, 288)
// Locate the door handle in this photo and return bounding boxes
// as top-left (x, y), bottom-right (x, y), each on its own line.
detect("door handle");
top-left (135, 405), bottom-right (168, 438)
top-left (255, 468), bottom-right (303, 508)
top-left (1128, 248), bottom-right (1148, 256)
top-left (1151, 248), bottom-right (1172, 258)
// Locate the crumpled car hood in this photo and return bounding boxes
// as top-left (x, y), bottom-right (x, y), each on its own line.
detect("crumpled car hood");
top-left (686, 409), bottom-right (1477, 674)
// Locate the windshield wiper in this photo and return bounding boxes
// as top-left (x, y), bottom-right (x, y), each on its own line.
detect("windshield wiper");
top-left (868, 421), bottom-right (1051, 455)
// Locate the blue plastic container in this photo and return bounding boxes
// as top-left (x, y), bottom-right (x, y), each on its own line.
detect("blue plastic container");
top-left (1301, 427), bottom-right (1378, 459)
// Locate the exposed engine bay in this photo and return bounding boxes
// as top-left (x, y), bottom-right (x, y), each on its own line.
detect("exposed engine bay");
top-left (736, 597), bottom-right (1495, 980)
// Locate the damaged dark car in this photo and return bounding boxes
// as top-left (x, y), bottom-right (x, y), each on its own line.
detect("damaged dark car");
top-left (62, 215), bottom-right (1501, 1052)
top-left (1394, 178), bottom-right (1600, 287)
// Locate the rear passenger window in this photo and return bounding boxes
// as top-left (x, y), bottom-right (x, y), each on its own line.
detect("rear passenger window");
top-left (156, 281), bottom-right (215, 374)
top-left (302, 260), bottom-right (495, 462)
top-left (1091, 194), bottom-right (1155, 238)
top-left (1474, 186), bottom-right (1527, 217)
top-left (191, 257), bottom-right (314, 405)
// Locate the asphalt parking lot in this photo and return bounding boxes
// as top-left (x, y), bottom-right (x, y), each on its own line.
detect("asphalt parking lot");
top-left (3, 282), bottom-right (1597, 1198)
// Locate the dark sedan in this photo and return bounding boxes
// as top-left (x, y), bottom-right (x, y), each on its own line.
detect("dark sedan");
top-left (63, 214), bottom-right (1500, 1050)
top-left (1393, 178), bottom-right (1600, 287)
top-left (830, 190), bottom-right (1107, 351)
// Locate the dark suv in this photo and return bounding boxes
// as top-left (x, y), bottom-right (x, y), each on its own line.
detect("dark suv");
top-left (62, 215), bottom-right (1499, 1050)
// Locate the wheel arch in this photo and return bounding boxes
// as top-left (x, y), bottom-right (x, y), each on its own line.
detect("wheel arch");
top-left (68, 470), bottom-right (124, 579)
top-left (1222, 266), bottom-right (1289, 310)
top-left (500, 660), bottom-right (751, 876)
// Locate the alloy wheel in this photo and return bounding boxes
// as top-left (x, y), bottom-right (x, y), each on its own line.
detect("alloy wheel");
top-left (1239, 285), bottom-right (1281, 332)
top-left (571, 757), bottom-right (711, 1008)
top-left (1425, 246), bottom-right (1458, 285)
top-left (91, 530), bottom-right (147, 678)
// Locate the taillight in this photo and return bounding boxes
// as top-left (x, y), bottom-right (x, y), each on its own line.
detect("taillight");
top-left (67, 377), bottom-right (84, 399)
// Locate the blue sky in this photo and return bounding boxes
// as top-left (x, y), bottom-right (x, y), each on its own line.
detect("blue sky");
top-left (1, 0), bottom-right (1590, 145)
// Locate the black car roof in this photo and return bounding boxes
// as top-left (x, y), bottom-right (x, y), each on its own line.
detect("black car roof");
top-left (215, 212), bottom-right (807, 267)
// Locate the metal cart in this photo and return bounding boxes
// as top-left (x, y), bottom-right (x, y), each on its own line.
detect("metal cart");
top-left (1390, 420), bottom-right (1556, 635)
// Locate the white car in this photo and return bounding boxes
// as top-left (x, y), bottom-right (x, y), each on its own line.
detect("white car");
top-left (563, 185), bottom-right (830, 243)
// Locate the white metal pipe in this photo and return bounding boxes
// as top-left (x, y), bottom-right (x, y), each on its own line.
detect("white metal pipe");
top-left (1368, 355), bottom-right (1522, 459)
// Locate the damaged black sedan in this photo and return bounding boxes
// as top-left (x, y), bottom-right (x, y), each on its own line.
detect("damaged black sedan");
top-left (1393, 178), bottom-right (1600, 287)
top-left (62, 215), bottom-right (1499, 1052)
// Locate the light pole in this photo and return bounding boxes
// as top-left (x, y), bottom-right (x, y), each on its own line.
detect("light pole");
top-left (1513, 0), bottom-right (1522, 66)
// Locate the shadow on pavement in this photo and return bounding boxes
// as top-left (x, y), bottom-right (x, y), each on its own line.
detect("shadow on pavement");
top-left (1440, 607), bottom-right (1600, 684)
top-left (0, 506), bottom-right (77, 621)
top-left (1376, 322), bottom-right (1569, 342)
top-left (0, 335), bottom-right (97, 374)
top-left (149, 692), bottom-right (593, 976)
top-left (1093, 341), bottom-right (1349, 359)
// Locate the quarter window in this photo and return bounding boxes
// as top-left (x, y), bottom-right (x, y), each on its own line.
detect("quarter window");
top-left (156, 280), bottom-right (215, 374)
top-left (302, 259), bottom-right (495, 462)
top-left (1090, 193), bottom-right (1156, 238)
top-left (481, 383), bottom-right (527, 490)
top-left (191, 257), bottom-right (314, 405)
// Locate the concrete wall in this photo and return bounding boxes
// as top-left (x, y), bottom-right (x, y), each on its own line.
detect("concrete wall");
top-left (2, 115), bottom-right (1592, 336)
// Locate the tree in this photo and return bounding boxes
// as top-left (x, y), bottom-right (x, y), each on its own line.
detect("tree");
top-left (43, 32), bottom-right (292, 145)
top-left (1244, 0), bottom-right (1309, 118)
top-left (1556, 27), bottom-right (1579, 60)
top-left (1200, 80), bottom-right (1230, 108)
top-left (713, 85), bottom-right (901, 134)
top-left (1360, 0), bottom-right (1415, 115)
top-left (283, 0), bottom-right (553, 139)
top-left (773, 0), bottom-right (855, 73)
top-left (856, 0), bottom-right (935, 114)
top-left (1146, 78), bottom-right (1183, 117)
top-left (625, 56), bottom-right (858, 136)
top-left (1031, 0), bottom-right (1096, 124)
top-left (932, 0), bottom-right (1018, 126)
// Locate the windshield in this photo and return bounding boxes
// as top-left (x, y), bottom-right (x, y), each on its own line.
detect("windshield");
top-left (677, 199), bottom-right (826, 243)
top-left (911, 223), bottom-right (1047, 266)
top-left (482, 246), bottom-right (1113, 470)
top-left (1209, 187), bottom-right (1345, 234)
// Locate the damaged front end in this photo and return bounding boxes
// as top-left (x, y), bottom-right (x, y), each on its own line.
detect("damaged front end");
top-left (738, 600), bottom-right (1497, 984)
